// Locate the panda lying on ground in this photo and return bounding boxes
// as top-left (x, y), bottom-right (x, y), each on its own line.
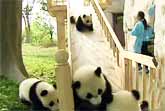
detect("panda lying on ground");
top-left (72, 65), bottom-right (149, 111)
top-left (19, 78), bottom-right (59, 111)
top-left (70, 14), bottom-right (94, 32)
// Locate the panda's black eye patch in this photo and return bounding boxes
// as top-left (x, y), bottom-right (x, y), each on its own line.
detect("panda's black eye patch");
top-left (40, 90), bottom-right (48, 96)
top-left (57, 99), bottom-right (59, 103)
top-left (98, 89), bottom-right (103, 95)
top-left (86, 93), bottom-right (93, 99)
top-left (83, 14), bottom-right (86, 18)
top-left (86, 20), bottom-right (89, 23)
top-left (49, 101), bottom-right (54, 107)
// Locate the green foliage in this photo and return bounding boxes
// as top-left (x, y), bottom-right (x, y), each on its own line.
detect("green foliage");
top-left (0, 76), bottom-right (29, 111)
top-left (22, 44), bottom-right (57, 84)
top-left (27, 17), bottom-right (56, 46)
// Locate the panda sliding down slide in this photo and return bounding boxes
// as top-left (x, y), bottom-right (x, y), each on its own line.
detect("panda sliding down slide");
top-left (72, 65), bottom-right (149, 111)
top-left (70, 14), bottom-right (94, 32)
top-left (19, 78), bottom-right (59, 111)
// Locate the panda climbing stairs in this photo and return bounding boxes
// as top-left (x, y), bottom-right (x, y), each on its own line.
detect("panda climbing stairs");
top-left (47, 0), bottom-right (162, 111)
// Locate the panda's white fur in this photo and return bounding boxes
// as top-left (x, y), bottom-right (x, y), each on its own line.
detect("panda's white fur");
top-left (73, 65), bottom-right (106, 105)
top-left (19, 78), bottom-right (59, 111)
top-left (107, 90), bottom-right (141, 111)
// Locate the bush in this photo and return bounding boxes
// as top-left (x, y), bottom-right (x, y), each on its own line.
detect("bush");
top-left (22, 17), bottom-right (57, 47)
top-left (30, 21), bottom-right (54, 46)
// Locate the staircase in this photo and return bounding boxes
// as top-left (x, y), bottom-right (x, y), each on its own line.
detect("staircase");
top-left (47, 0), bottom-right (163, 110)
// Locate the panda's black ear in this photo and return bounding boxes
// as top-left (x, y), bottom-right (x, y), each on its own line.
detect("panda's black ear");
top-left (53, 84), bottom-right (57, 89)
top-left (83, 14), bottom-right (86, 18)
top-left (95, 67), bottom-right (102, 77)
top-left (131, 90), bottom-right (140, 100)
top-left (40, 90), bottom-right (48, 96)
top-left (72, 81), bottom-right (81, 89)
top-left (140, 100), bottom-right (149, 111)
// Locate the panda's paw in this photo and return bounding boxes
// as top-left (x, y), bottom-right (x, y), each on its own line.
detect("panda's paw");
top-left (89, 25), bottom-right (94, 31)
top-left (70, 16), bottom-right (76, 24)
top-left (20, 98), bottom-right (31, 106)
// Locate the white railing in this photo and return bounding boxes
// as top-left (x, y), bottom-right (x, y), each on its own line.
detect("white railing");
top-left (91, 0), bottom-right (162, 110)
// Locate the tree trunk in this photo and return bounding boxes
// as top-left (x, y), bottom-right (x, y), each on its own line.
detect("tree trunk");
top-left (0, 0), bottom-right (28, 81)
top-left (22, 14), bottom-right (31, 43)
top-left (24, 14), bottom-right (31, 43)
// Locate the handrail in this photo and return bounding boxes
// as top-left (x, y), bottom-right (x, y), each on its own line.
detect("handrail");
top-left (122, 50), bottom-right (156, 68)
top-left (91, 0), bottom-right (156, 68)
top-left (91, 0), bottom-right (123, 51)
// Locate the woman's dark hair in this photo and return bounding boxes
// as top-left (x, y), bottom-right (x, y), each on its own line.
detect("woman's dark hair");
top-left (137, 11), bottom-right (148, 30)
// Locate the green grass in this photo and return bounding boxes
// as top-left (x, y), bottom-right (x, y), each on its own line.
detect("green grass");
top-left (22, 44), bottom-right (57, 84)
top-left (0, 44), bottom-right (57, 110)
top-left (0, 76), bottom-right (29, 111)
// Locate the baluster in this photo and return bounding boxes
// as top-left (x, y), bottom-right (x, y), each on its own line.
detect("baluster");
top-left (55, 50), bottom-right (74, 111)
top-left (150, 68), bottom-right (156, 110)
top-left (124, 58), bottom-right (129, 90)
top-left (107, 31), bottom-right (110, 41)
top-left (109, 35), bottom-right (113, 48)
top-left (135, 62), bottom-right (139, 90)
top-left (116, 48), bottom-right (119, 66)
top-left (112, 41), bottom-right (116, 57)
top-left (142, 65), bottom-right (147, 100)
top-left (156, 62), bottom-right (162, 108)
top-left (54, 5), bottom-right (74, 111)
top-left (124, 59), bottom-right (132, 91)
top-left (128, 60), bottom-right (133, 91)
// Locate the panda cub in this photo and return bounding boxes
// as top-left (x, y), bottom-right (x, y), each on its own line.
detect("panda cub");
top-left (72, 65), bottom-right (113, 111)
top-left (19, 78), bottom-right (59, 111)
top-left (72, 65), bottom-right (148, 111)
top-left (70, 14), bottom-right (94, 32)
top-left (106, 90), bottom-right (141, 111)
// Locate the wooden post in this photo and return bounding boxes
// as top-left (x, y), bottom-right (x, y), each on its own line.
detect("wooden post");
top-left (157, 62), bottom-right (162, 107)
top-left (135, 63), bottom-right (139, 90)
top-left (47, 1), bottom-right (74, 110)
top-left (150, 68), bottom-right (156, 110)
top-left (116, 47), bottom-right (119, 66)
top-left (112, 41), bottom-right (116, 57)
top-left (56, 15), bottom-right (66, 49)
top-left (55, 49), bottom-right (74, 111)
top-left (124, 58), bottom-right (129, 90)
top-left (128, 60), bottom-right (133, 91)
top-left (142, 65), bottom-right (147, 100)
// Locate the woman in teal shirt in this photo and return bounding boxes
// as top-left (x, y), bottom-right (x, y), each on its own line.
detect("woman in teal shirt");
top-left (131, 11), bottom-right (149, 72)
top-left (131, 11), bottom-right (147, 54)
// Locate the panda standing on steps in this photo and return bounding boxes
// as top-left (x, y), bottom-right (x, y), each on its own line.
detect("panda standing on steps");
top-left (19, 78), bottom-right (59, 111)
top-left (70, 14), bottom-right (94, 32)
